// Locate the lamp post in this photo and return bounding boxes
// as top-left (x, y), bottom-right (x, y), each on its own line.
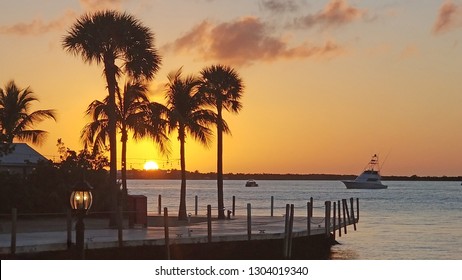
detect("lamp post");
top-left (70, 179), bottom-right (93, 259)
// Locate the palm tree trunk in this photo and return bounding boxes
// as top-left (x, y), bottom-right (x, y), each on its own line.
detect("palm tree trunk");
top-left (104, 57), bottom-right (119, 227)
top-left (217, 106), bottom-right (225, 219)
top-left (121, 128), bottom-right (128, 207)
top-left (178, 125), bottom-right (187, 220)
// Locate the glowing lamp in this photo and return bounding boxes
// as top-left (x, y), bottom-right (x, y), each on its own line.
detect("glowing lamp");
top-left (70, 180), bottom-right (93, 212)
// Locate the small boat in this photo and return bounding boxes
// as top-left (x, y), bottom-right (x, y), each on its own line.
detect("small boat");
top-left (245, 180), bottom-right (258, 187)
top-left (342, 154), bottom-right (388, 189)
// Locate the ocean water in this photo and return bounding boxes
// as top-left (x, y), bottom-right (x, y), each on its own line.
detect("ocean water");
top-left (127, 179), bottom-right (462, 260)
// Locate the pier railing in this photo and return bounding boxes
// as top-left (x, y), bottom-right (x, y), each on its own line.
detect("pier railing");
top-left (0, 196), bottom-right (359, 258)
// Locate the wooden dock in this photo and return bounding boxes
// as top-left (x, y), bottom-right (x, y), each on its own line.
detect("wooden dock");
top-left (0, 198), bottom-right (359, 259)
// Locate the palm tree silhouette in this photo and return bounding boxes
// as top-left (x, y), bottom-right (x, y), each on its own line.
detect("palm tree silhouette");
top-left (165, 68), bottom-right (217, 220)
top-left (0, 80), bottom-right (56, 153)
top-left (63, 10), bottom-right (161, 220)
top-left (82, 82), bottom-right (168, 197)
top-left (200, 65), bottom-right (243, 219)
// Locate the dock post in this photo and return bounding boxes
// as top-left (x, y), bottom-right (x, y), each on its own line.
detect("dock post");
top-left (118, 205), bottom-right (123, 247)
top-left (207, 205), bottom-right (212, 243)
top-left (232, 196), bottom-right (235, 217)
top-left (195, 195), bottom-right (198, 216)
top-left (247, 203), bottom-right (252, 240)
top-left (163, 207), bottom-right (170, 260)
top-left (283, 204), bottom-right (290, 259)
top-left (270, 196), bottom-right (274, 217)
top-left (338, 200), bottom-right (342, 237)
top-left (333, 201), bottom-right (336, 239)
top-left (66, 208), bottom-right (72, 248)
top-left (356, 198), bottom-right (360, 222)
top-left (158, 195), bottom-right (162, 215)
top-left (11, 208), bottom-right (17, 255)
top-left (342, 199), bottom-right (347, 234)
top-left (350, 198), bottom-right (357, 231)
top-left (344, 198), bottom-right (351, 225)
top-left (307, 202), bottom-right (311, 236)
top-left (310, 197), bottom-right (313, 217)
top-left (287, 204), bottom-right (294, 259)
top-left (324, 201), bottom-right (331, 237)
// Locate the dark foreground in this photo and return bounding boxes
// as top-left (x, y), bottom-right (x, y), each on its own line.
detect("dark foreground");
top-left (1, 234), bottom-right (335, 260)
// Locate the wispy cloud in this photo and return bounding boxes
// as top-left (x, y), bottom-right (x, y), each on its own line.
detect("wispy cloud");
top-left (259, 0), bottom-right (301, 14)
top-left (163, 16), bottom-right (344, 66)
top-left (79, 0), bottom-right (128, 11)
top-left (291, 0), bottom-right (367, 29)
top-left (0, 10), bottom-right (77, 36)
top-left (433, 0), bottom-right (462, 35)
top-left (0, 0), bottom-right (131, 36)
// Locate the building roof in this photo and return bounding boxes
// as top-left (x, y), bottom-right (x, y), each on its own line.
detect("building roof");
top-left (0, 143), bottom-right (47, 166)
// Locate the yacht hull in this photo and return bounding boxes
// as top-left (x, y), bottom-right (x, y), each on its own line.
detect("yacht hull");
top-left (342, 181), bottom-right (388, 189)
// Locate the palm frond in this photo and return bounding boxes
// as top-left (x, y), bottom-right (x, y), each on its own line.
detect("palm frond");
top-left (0, 80), bottom-right (56, 145)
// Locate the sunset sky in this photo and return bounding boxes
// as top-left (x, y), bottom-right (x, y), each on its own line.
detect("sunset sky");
top-left (1, 0), bottom-right (461, 176)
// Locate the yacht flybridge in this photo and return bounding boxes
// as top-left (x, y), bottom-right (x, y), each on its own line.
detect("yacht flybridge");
top-left (342, 154), bottom-right (388, 189)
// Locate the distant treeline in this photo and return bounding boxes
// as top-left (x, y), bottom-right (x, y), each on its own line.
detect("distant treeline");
top-left (125, 169), bottom-right (462, 182)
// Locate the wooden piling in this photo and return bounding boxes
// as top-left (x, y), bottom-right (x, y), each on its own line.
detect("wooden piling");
top-left (338, 200), bottom-right (342, 237)
top-left (158, 195), bottom-right (162, 215)
top-left (11, 208), bottom-right (17, 255)
top-left (287, 204), bottom-right (294, 259)
top-left (342, 199), bottom-right (347, 234)
top-left (66, 208), bottom-right (72, 248)
top-left (307, 202), bottom-right (311, 236)
top-left (324, 201), bottom-right (331, 237)
top-left (195, 195), bottom-right (198, 216)
top-left (207, 205), bottom-right (212, 243)
top-left (270, 196), bottom-right (274, 217)
top-left (356, 197), bottom-right (360, 222)
top-left (333, 201), bottom-right (336, 239)
top-left (232, 196), bottom-right (236, 216)
top-left (310, 197), bottom-right (314, 217)
top-left (163, 207), bottom-right (170, 260)
top-left (283, 204), bottom-right (290, 259)
top-left (247, 203), bottom-right (252, 241)
top-left (350, 198), bottom-right (357, 231)
top-left (344, 198), bottom-right (351, 225)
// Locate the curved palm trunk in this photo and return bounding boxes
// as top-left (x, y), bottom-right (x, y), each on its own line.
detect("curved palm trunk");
top-left (178, 125), bottom-right (187, 220)
top-left (217, 105), bottom-right (225, 219)
top-left (104, 56), bottom-right (119, 227)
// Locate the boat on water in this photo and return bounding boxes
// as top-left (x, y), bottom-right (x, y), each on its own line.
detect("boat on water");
top-left (245, 180), bottom-right (258, 187)
top-left (342, 154), bottom-right (388, 189)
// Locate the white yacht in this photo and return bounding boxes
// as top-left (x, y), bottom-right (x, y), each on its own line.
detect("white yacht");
top-left (245, 180), bottom-right (259, 187)
top-left (342, 154), bottom-right (388, 189)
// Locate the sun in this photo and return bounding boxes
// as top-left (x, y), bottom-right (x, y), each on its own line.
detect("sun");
top-left (143, 160), bottom-right (159, 170)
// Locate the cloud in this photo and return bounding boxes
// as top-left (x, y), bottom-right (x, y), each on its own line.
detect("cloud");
top-left (79, 0), bottom-right (128, 11)
top-left (0, 10), bottom-right (77, 36)
top-left (164, 16), bottom-right (344, 66)
top-left (0, 0), bottom-right (131, 36)
top-left (291, 0), bottom-right (367, 29)
top-left (259, 0), bottom-right (301, 14)
top-left (433, 0), bottom-right (462, 35)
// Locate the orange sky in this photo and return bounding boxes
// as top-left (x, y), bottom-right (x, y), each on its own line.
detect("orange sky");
top-left (1, 0), bottom-right (461, 176)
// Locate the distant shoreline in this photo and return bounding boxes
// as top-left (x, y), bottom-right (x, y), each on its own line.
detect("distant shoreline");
top-left (124, 169), bottom-right (462, 182)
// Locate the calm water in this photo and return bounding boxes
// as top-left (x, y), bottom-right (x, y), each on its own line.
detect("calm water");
top-left (127, 179), bottom-right (462, 260)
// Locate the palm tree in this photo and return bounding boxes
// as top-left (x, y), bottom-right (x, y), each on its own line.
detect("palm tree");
top-left (63, 10), bottom-right (161, 219)
top-left (200, 65), bottom-right (244, 219)
top-left (0, 80), bottom-right (56, 152)
top-left (81, 81), bottom-right (169, 197)
top-left (165, 68), bottom-right (217, 220)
